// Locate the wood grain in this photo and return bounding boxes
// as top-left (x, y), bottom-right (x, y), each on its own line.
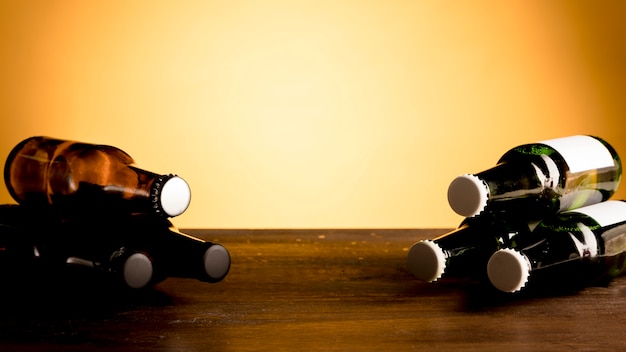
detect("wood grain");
top-left (1, 229), bottom-right (626, 351)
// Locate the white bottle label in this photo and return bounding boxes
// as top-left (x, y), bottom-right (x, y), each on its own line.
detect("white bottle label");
top-left (539, 135), bottom-right (615, 173)
top-left (567, 200), bottom-right (626, 227)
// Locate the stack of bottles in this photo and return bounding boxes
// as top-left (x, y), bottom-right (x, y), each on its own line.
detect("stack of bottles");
top-left (407, 135), bottom-right (626, 294)
top-left (0, 136), bottom-right (231, 290)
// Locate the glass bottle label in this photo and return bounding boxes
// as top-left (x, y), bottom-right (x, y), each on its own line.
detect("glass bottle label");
top-left (539, 135), bottom-right (615, 173)
top-left (567, 200), bottom-right (626, 227)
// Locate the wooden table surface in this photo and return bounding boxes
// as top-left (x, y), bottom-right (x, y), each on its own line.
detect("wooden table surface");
top-left (2, 228), bottom-right (626, 351)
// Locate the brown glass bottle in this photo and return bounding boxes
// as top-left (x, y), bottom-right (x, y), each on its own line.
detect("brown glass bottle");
top-left (4, 136), bottom-right (191, 218)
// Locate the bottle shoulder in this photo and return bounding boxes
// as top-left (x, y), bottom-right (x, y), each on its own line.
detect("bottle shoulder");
top-left (9, 136), bottom-right (135, 166)
top-left (498, 144), bottom-right (567, 172)
top-left (59, 141), bottom-right (135, 166)
top-left (434, 215), bottom-right (531, 248)
top-left (499, 136), bottom-right (620, 173)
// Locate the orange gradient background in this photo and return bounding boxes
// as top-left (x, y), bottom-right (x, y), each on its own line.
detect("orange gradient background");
top-left (1, 1), bottom-right (624, 229)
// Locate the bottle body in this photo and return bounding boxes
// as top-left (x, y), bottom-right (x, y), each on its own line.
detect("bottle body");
top-left (0, 204), bottom-right (231, 289)
top-left (447, 135), bottom-right (621, 220)
top-left (407, 214), bottom-right (533, 282)
top-left (487, 200), bottom-right (626, 293)
top-left (4, 136), bottom-right (191, 218)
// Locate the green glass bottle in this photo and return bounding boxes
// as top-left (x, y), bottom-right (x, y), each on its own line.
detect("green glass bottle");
top-left (487, 200), bottom-right (626, 293)
top-left (447, 135), bottom-right (622, 220)
top-left (407, 214), bottom-right (535, 282)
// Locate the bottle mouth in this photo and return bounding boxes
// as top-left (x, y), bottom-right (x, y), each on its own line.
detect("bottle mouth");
top-left (407, 240), bottom-right (447, 282)
top-left (447, 174), bottom-right (489, 217)
top-left (203, 245), bottom-right (231, 282)
top-left (123, 252), bottom-right (154, 289)
top-left (152, 175), bottom-right (192, 217)
top-left (487, 248), bottom-right (530, 293)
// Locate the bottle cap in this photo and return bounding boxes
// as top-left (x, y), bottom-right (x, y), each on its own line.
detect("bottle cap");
top-left (407, 240), bottom-right (447, 282)
top-left (487, 248), bottom-right (530, 293)
top-left (447, 174), bottom-right (489, 217)
top-left (154, 175), bottom-right (192, 217)
top-left (123, 252), bottom-right (154, 289)
top-left (203, 244), bottom-right (231, 282)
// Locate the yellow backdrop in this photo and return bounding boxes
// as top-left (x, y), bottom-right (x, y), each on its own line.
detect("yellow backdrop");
top-left (1, 1), bottom-right (624, 229)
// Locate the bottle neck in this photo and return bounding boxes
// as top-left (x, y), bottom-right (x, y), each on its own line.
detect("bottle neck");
top-left (143, 225), bottom-right (231, 283)
top-left (434, 215), bottom-right (529, 253)
top-left (477, 161), bottom-right (549, 200)
top-left (474, 160), bottom-right (561, 219)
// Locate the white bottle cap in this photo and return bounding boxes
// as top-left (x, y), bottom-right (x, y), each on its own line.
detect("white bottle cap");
top-left (203, 244), bottom-right (231, 282)
top-left (123, 252), bottom-right (154, 289)
top-left (487, 248), bottom-right (530, 293)
top-left (407, 240), bottom-right (447, 282)
top-left (447, 174), bottom-right (489, 217)
top-left (160, 176), bottom-right (192, 217)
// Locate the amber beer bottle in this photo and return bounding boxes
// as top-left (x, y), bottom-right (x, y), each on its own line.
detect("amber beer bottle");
top-left (487, 200), bottom-right (626, 293)
top-left (447, 135), bottom-right (622, 220)
top-left (4, 136), bottom-right (191, 217)
top-left (407, 214), bottom-right (535, 282)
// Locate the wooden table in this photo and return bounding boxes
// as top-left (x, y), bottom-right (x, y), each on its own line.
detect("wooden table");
top-left (1, 229), bottom-right (626, 351)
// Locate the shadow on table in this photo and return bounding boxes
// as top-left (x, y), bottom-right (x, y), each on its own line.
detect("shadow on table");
top-left (0, 266), bottom-right (173, 318)
top-left (0, 266), bottom-right (177, 348)
top-left (400, 271), bottom-right (595, 312)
